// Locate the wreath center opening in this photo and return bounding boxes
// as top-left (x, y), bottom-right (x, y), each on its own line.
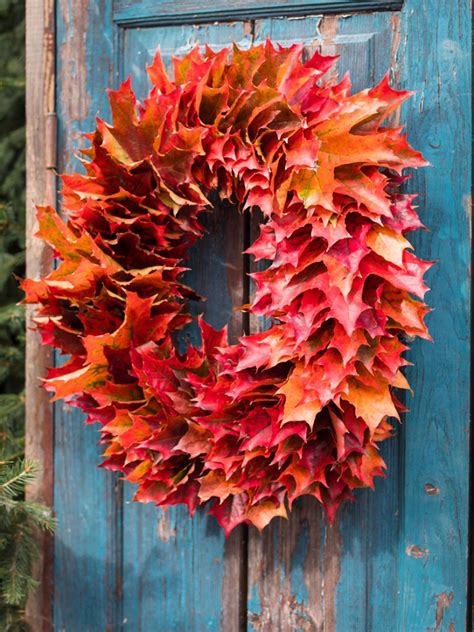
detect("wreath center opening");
top-left (177, 194), bottom-right (255, 352)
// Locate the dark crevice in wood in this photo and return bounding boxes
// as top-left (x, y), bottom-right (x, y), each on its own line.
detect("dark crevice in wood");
top-left (112, 475), bottom-right (124, 631)
top-left (238, 525), bottom-right (250, 632)
top-left (468, 24), bottom-right (474, 626)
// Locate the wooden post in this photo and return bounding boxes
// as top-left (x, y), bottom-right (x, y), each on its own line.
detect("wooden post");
top-left (25, 0), bottom-right (55, 629)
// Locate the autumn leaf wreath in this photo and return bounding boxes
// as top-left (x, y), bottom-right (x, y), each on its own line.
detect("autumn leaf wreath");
top-left (22, 41), bottom-right (431, 534)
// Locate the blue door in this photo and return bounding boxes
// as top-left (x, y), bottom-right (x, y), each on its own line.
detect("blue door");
top-left (51, 1), bottom-right (471, 630)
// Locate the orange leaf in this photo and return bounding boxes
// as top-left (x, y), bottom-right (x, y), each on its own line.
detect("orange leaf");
top-left (247, 498), bottom-right (288, 531)
top-left (367, 225), bottom-right (412, 267)
top-left (343, 378), bottom-right (400, 434)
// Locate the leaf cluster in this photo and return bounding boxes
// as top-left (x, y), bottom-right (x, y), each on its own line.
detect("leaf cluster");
top-left (23, 42), bottom-right (430, 534)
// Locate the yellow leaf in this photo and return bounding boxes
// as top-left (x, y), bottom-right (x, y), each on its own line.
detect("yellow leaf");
top-left (367, 225), bottom-right (412, 267)
top-left (127, 460), bottom-right (153, 483)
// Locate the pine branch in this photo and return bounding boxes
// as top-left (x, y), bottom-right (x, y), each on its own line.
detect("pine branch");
top-left (13, 502), bottom-right (56, 533)
top-left (0, 458), bottom-right (55, 625)
top-left (0, 460), bottom-right (38, 503)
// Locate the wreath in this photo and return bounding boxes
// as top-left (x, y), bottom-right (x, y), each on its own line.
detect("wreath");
top-left (23, 41), bottom-right (430, 534)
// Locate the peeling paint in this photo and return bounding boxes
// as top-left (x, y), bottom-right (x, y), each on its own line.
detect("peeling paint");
top-left (59, 0), bottom-right (91, 164)
top-left (247, 500), bottom-right (328, 632)
top-left (249, 593), bottom-right (320, 632)
top-left (462, 194), bottom-right (472, 244)
top-left (406, 544), bottom-right (429, 559)
top-left (418, 80), bottom-right (427, 114)
top-left (434, 591), bottom-right (454, 632)
top-left (424, 483), bottom-right (440, 496)
top-left (156, 511), bottom-right (176, 542)
top-left (389, 13), bottom-right (401, 78)
top-left (243, 20), bottom-right (252, 37)
top-left (319, 15), bottom-right (339, 60)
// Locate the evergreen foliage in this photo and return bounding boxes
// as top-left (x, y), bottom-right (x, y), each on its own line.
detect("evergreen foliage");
top-left (0, 1), bottom-right (55, 628)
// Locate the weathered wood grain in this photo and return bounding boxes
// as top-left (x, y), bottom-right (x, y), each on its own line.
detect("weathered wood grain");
top-left (53, 1), bottom-right (123, 630)
top-left (394, 1), bottom-right (471, 629)
top-left (25, 0), bottom-right (55, 629)
top-left (248, 500), bottom-right (343, 632)
top-left (113, 0), bottom-right (403, 26)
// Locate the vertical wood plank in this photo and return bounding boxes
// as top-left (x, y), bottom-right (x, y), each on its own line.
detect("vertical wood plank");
top-left (248, 500), bottom-right (343, 632)
top-left (248, 14), bottom-right (399, 631)
top-left (120, 24), bottom-right (252, 631)
top-left (53, 2), bottom-right (123, 630)
top-left (394, 1), bottom-right (471, 629)
top-left (247, 18), bottom-right (327, 632)
top-left (25, 1), bottom-right (55, 629)
top-left (331, 12), bottom-right (405, 632)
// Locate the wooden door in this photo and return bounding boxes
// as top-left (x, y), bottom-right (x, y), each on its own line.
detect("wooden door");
top-left (26, 0), bottom-right (471, 630)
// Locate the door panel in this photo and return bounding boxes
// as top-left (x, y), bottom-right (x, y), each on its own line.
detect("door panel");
top-left (52, 1), bottom-right (471, 630)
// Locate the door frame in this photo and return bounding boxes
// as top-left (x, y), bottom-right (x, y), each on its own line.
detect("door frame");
top-left (25, 1), bottom-right (473, 630)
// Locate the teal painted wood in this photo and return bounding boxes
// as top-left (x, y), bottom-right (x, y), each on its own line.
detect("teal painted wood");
top-left (53, 1), bottom-right (121, 631)
top-left (113, 1), bottom-right (402, 26)
top-left (394, 0), bottom-right (471, 629)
